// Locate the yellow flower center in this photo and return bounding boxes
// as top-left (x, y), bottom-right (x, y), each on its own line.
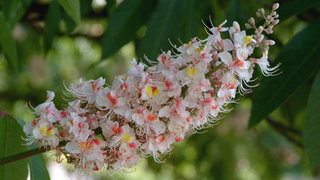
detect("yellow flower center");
top-left (145, 86), bottom-right (160, 97)
top-left (40, 125), bottom-right (54, 136)
top-left (187, 41), bottom-right (192, 48)
top-left (122, 133), bottom-right (132, 143)
top-left (243, 36), bottom-right (253, 45)
top-left (186, 67), bottom-right (199, 77)
top-left (195, 47), bottom-right (204, 53)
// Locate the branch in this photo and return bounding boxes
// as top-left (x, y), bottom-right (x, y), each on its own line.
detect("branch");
top-left (266, 117), bottom-right (303, 148)
top-left (0, 127), bottom-right (102, 165)
top-left (1, 146), bottom-right (51, 165)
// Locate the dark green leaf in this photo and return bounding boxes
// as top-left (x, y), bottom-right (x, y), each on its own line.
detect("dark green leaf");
top-left (80, 0), bottom-right (93, 17)
top-left (62, 11), bottom-right (77, 34)
top-left (182, 0), bottom-right (210, 41)
top-left (249, 21), bottom-right (320, 128)
top-left (57, 0), bottom-right (81, 24)
top-left (304, 70), bottom-right (320, 169)
top-left (0, 12), bottom-right (18, 71)
top-left (0, 113), bottom-right (28, 180)
top-left (210, 0), bottom-right (226, 25)
top-left (2, 0), bottom-right (32, 27)
top-left (102, 0), bottom-right (157, 59)
top-left (278, 0), bottom-right (320, 21)
top-left (137, 0), bottom-right (189, 61)
top-left (44, 0), bottom-right (61, 52)
top-left (226, 0), bottom-right (247, 26)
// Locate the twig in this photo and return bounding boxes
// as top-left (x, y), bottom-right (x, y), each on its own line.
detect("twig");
top-left (0, 110), bottom-right (103, 165)
top-left (266, 117), bottom-right (303, 148)
top-left (0, 146), bottom-right (49, 165)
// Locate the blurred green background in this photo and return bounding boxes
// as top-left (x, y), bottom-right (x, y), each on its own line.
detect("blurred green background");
top-left (1, 0), bottom-right (320, 179)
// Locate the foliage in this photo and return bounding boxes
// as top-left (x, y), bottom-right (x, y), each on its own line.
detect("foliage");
top-left (0, 0), bottom-right (320, 179)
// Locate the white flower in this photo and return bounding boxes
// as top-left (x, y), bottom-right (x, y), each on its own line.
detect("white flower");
top-left (24, 4), bottom-right (280, 171)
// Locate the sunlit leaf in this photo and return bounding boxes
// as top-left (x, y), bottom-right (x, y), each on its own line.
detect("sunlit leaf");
top-left (0, 12), bottom-right (18, 71)
top-left (304, 70), bottom-right (320, 169)
top-left (57, 0), bottom-right (81, 24)
top-left (102, 0), bottom-right (157, 59)
top-left (0, 113), bottom-right (28, 180)
top-left (249, 21), bottom-right (320, 128)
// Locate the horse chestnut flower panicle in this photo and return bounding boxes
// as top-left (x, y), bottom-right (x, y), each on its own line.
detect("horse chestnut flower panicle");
top-left (23, 4), bottom-right (280, 171)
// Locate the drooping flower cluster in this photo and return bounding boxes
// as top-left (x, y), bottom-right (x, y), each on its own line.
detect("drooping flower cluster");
top-left (23, 4), bottom-right (280, 171)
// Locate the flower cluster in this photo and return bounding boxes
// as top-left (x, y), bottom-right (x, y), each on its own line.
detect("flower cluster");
top-left (23, 4), bottom-right (280, 171)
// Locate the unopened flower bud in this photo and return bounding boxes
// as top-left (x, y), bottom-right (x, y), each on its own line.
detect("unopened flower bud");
top-left (272, 3), bottom-right (280, 11)
top-left (257, 35), bottom-right (264, 43)
top-left (256, 12), bottom-right (261, 17)
top-left (265, 40), bottom-right (275, 45)
top-left (258, 26), bottom-right (264, 33)
top-left (273, 19), bottom-right (279, 25)
top-left (248, 17), bottom-right (255, 25)
top-left (245, 23), bottom-right (252, 29)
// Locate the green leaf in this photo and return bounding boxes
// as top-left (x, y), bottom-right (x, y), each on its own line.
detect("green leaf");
top-left (44, 0), bottom-right (61, 52)
top-left (182, 0), bottom-right (209, 41)
top-left (57, 0), bottom-right (81, 24)
top-left (278, 0), bottom-right (320, 21)
top-left (80, 0), bottom-right (93, 17)
top-left (28, 154), bottom-right (50, 180)
top-left (14, 118), bottom-right (50, 180)
top-left (2, 0), bottom-right (32, 27)
top-left (249, 21), bottom-right (320, 128)
top-left (226, 0), bottom-right (247, 26)
top-left (102, 0), bottom-right (157, 59)
top-left (210, 0), bottom-right (226, 25)
top-left (62, 11), bottom-right (77, 34)
top-left (304, 70), bottom-right (320, 169)
top-left (0, 12), bottom-right (18, 71)
top-left (0, 113), bottom-right (28, 180)
top-left (137, 0), bottom-right (189, 61)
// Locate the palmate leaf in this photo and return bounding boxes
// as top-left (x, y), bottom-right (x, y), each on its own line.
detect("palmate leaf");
top-left (304, 70), bottom-right (320, 169)
top-left (102, 0), bottom-right (157, 59)
top-left (249, 21), bottom-right (320, 128)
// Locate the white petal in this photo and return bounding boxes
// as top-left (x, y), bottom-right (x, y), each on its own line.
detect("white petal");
top-left (65, 141), bottom-right (81, 154)
top-left (218, 51), bottom-right (233, 66)
top-left (32, 128), bottom-right (43, 139)
top-left (223, 39), bottom-right (234, 51)
top-left (23, 123), bottom-right (33, 135)
top-left (159, 106), bottom-right (171, 118)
